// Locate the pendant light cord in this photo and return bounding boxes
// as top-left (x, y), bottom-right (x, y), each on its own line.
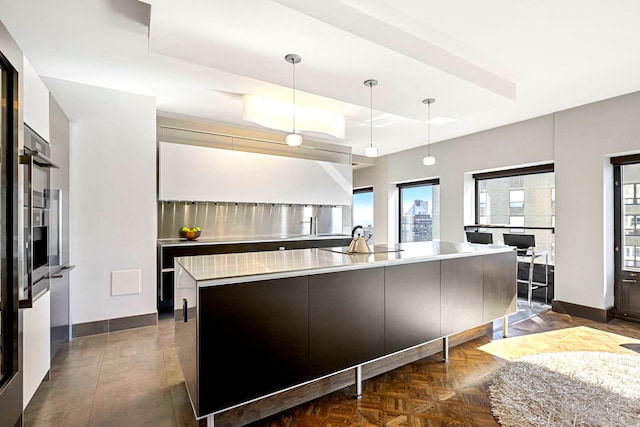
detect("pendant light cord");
top-left (370, 83), bottom-right (373, 149)
top-left (427, 101), bottom-right (431, 157)
top-left (292, 61), bottom-right (296, 134)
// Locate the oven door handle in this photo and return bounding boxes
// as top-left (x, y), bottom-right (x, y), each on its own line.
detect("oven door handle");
top-left (19, 152), bottom-right (34, 309)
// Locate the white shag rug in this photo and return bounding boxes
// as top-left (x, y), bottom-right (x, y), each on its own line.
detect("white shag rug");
top-left (489, 351), bottom-right (640, 427)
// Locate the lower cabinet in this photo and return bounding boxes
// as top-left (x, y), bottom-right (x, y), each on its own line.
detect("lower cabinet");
top-left (384, 261), bottom-right (441, 353)
top-left (483, 253), bottom-right (518, 322)
top-left (23, 290), bottom-right (51, 409)
top-left (615, 273), bottom-right (640, 322)
top-left (440, 256), bottom-right (484, 336)
top-left (199, 277), bottom-right (309, 414)
top-left (309, 268), bottom-right (385, 378)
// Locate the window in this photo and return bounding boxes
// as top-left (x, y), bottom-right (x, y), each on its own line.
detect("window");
top-left (509, 190), bottom-right (525, 208)
top-left (624, 183), bottom-right (640, 205)
top-left (479, 191), bottom-right (487, 209)
top-left (398, 179), bottom-right (440, 243)
top-left (353, 187), bottom-right (374, 242)
top-left (474, 164), bottom-right (555, 227)
top-left (509, 216), bottom-right (525, 227)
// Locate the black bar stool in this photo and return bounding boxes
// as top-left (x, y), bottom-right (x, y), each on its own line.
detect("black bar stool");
top-left (503, 233), bottom-right (549, 307)
top-left (465, 231), bottom-right (493, 244)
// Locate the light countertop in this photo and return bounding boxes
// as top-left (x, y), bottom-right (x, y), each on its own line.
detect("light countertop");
top-left (159, 234), bottom-right (352, 247)
top-left (175, 241), bottom-right (514, 286)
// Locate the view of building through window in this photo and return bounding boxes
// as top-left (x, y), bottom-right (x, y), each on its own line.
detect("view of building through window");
top-left (475, 169), bottom-right (555, 258)
top-left (622, 164), bottom-right (640, 268)
top-left (399, 181), bottom-right (440, 243)
top-left (477, 171), bottom-right (554, 227)
top-left (353, 188), bottom-right (374, 243)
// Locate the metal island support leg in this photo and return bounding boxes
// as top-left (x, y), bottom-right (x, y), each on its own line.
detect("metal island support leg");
top-left (205, 414), bottom-right (215, 426)
top-left (442, 336), bottom-right (449, 362)
top-left (355, 365), bottom-right (363, 399)
top-left (503, 315), bottom-right (509, 338)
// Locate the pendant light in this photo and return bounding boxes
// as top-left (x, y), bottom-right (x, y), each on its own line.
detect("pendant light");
top-left (422, 98), bottom-right (436, 166)
top-left (285, 54), bottom-right (303, 147)
top-left (364, 79), bottom-right (379, 157)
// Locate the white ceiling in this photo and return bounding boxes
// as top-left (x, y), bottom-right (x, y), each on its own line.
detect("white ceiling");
top-left (1, 0), bottom-right (639, 157)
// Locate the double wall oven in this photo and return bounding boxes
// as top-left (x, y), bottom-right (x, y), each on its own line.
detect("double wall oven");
top-left (20, 125), bottom-right (58, 307)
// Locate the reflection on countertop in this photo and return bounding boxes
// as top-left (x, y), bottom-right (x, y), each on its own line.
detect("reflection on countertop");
top-left (175, 241), bottom-right (514, 285)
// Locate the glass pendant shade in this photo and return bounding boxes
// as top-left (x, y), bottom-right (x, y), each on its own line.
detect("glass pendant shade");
top-left (365, 146), bottom-right (378, 158)
top-left (286, 133), bottom-right (303, 147)
top-left (422, 155), bottom-right (436, 166)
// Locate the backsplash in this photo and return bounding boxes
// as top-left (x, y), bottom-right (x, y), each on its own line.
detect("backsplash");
top-left (158, 201), bottom-right (348, 239)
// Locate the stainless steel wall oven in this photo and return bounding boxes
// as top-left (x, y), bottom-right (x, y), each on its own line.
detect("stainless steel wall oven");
top-left (20, 125), bottom-right (58, 307)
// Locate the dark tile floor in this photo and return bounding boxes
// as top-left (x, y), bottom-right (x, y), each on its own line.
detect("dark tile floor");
top-left (24, 313), bottom-right (197, 427)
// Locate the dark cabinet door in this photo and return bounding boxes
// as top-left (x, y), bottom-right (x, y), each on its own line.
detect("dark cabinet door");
top-left (441, 256), bottom-right (484, 336)
top-left (616, 272), bottom-right (640, 321)
top-left (385, 261), bottom-right (441, 353)
top-left (309, 268), bottom-right (385, 379)
top-left (483, 252), bottom-right (517, 322)
top-left (198, 276), bottom-right (309, 414)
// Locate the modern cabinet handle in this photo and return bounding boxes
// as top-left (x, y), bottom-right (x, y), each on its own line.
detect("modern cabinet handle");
top-left (50, 274), bottom-right (64, 279)
top-left (183, 298), bottom-right (188, 322)
top-left (622, 279), bottom-right (637, 283)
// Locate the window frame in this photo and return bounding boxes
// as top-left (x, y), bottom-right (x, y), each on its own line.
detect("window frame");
top-left (473, 164), bottom-right (554, 224)
top-left (397, 179), bottom-right (440, 243)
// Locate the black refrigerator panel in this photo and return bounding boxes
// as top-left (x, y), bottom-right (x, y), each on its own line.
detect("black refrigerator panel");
top-left (0, 24), bottom-right (23, 427)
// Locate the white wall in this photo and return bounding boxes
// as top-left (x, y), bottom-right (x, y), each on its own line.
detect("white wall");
top-left (42, 78), bottom-right (157, 324)
top-left (554, 92), bottom-right (640, 309)
top-left (354, 91), bottom-right (640, 312)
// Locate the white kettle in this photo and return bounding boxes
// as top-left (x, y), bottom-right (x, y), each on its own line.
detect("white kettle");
top-left (347, 236), bottom-right (371, 254)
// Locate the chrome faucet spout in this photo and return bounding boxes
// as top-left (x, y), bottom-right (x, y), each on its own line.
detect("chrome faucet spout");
top-left (310, 216), bottom-right (317, 235)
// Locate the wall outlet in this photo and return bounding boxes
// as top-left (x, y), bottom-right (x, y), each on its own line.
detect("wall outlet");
top-left (111, 269), bottom-right (141, 296)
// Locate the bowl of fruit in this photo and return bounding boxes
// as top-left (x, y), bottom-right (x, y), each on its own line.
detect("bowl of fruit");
top-left (180, 226), bottom-right (201, 240)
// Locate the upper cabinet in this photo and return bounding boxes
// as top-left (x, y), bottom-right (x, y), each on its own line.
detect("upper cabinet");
top-left (23, 57), bottom-right (49, 141)
top-left (158, 142), bottom-right (353, 206)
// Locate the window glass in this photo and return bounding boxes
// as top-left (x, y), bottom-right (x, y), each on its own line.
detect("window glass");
top-left (509, 190), bottom-right (525, 208)
top-left (399, 181), bottom-right (439, 243)
top-left (477, 171), bottom-right (554, 227)
top-left (509, 216), bottom-right (525, 227)
top-left (353, 189), bottom-right (374, 243)
top-left (622, 164), bottom-right (640, 271)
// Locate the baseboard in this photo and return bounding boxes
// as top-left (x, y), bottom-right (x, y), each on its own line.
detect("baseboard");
top-left (551, 300), bottom-right (615, 323)
top-left (72, 312), bottom-right (158, 338)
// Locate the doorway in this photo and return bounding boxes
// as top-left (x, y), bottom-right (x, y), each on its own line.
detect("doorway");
top-left (613, 156), bottom-right (640, 322)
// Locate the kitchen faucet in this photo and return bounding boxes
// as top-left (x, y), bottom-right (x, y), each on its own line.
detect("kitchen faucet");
top-left (300, 216), bottom-right (318, 235)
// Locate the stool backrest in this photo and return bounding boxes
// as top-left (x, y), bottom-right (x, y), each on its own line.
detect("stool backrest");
top-left (466, 231), bottom-right (493, 244)
top-left (503, 233), bottom-right (535, 255)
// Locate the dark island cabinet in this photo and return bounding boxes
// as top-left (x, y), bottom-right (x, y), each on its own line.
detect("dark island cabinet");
top-left (440, 256), bottom-right (484, 336)
top-left (309, 268), bottom-right (385, 379)
top-left (384, 261), bottom-right (441, 353)
top-left (483, 252), bottom-right (517, 322)
top-left (198, 276), bottom-right (309, 414)
top-left (159, 237), bottom-right (351, 306)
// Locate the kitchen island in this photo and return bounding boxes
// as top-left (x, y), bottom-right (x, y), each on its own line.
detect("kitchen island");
top-left (174, 241), bottom-right (516, 427)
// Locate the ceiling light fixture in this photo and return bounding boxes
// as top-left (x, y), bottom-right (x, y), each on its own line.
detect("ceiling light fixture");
top-left (364, 79), bottom-right (379, 158)
top-left (422, 98), bottom-right (436, 166)
top-left (284, 54), bottom-right (303, 147)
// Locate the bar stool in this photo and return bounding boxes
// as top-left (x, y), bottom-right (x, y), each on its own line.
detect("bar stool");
top-left (503, 233), bottom-right (549, 307)
top-left (465, 231), bottom-right (493, 244)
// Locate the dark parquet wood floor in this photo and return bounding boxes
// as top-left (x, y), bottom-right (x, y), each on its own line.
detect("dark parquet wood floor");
top-left (247, 310), bottom-right (640, 427)
top-left (24, 305), bottom-right (640, 426)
